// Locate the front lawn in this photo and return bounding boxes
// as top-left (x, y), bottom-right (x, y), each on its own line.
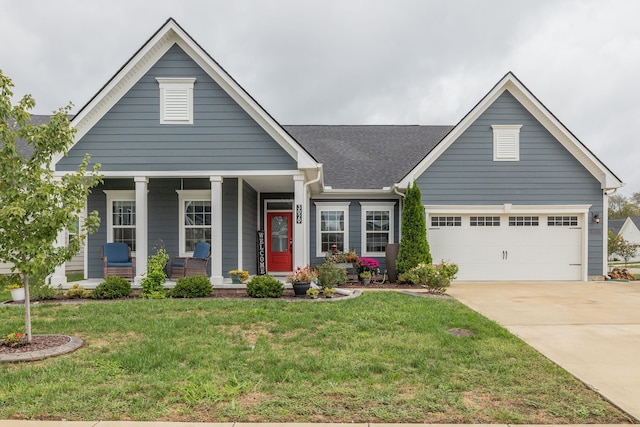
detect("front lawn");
top-left (0, 292), bottom-right (631, 423)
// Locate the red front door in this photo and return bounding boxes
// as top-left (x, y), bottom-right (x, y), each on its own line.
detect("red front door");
top-left (267, 212), bottom-right (293, 272)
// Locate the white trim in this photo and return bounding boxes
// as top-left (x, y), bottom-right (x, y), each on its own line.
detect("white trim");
top-left (492, 125), bottom-right (521, 161)
top-left (134, 177), bottom-right (149, 282)
top-left (237, 178), bottom-right (243, 271)
top-left (58, 19), bottom-right (320, 172)
top-left (103, 190), bottom-right (136, 250)
top-left (210, 177), bottom-right (223, 285)
top-left (314, 202), bottom-right (350, 257)
top-left (54, 169), bottom-right (303, 179)
top-left (176, 189), bottom-right (212, 257)
top-left (398, 72), bottom-right (623, 190)
top-left (359, 202), bottom-right (396, 257)
top-left (156, 78), bottom-right (196, 124)
top-left (424, 204), bottom-right (592, 215)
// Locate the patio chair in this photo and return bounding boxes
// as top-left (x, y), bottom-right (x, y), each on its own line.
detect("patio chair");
top-left (170, 241), bottom-right (211, 279)
top-left (101, 242), bottom-right (135, 279)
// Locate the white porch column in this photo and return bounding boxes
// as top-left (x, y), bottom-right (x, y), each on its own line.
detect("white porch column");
top-left (134, 177), bottom-right (148, 283)
top-left (210, 176), bottom-right (224, 285)
top-left (293, 174), bottom-right (306, 269)
top-left (49, 230), bottom-right (67, 287)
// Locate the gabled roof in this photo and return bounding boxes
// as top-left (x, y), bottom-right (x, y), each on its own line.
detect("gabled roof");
top-left (53, 18), bottom-right (318, 170)
top-left (286, 125), bottom-right (452, 190)
top-left (398, 72), bottom-right (624, 190)
top-left (609, 218), bottom-right (626, 235)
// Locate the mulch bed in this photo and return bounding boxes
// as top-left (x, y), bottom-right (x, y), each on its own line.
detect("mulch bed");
top-left (0, 335), bottom-right (70, 355)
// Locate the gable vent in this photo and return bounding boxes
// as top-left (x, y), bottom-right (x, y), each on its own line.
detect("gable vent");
top-left (492, 125), bottom-right (522, 161)
top-left (157, 78), bottom-right (196, 124)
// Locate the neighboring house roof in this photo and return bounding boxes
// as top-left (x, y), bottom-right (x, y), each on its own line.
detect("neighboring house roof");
top-left (629, 216), bottom-right (640, 230)
top-left (10, 115), bottom-right (53, 158)
top-left (609, 218), bottom-right (626, 235)
top-left (398, 72), bottom-right (624, 190)
top-left (286, 125), bottom-right (453, 190)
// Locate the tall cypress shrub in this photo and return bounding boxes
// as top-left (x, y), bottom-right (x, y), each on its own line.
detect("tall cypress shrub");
top-left (396, 181), bottom-right (432, 274)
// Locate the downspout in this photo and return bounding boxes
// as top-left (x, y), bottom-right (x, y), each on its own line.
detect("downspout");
top-left (303, 165), bottom-right (323, 265)
top-left (392, 183), bottom-right (406, 241)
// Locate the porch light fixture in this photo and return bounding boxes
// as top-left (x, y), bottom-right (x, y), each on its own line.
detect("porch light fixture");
top-left (593, 213), bottom-right (600, 224)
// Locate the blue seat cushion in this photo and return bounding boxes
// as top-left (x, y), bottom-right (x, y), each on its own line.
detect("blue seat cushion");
top-left (172, 261), bottom-right (185, 267)
top-left (193, 242), bottom-right (211, 260)
top-left (103, 243), bottom-right (130, 263)
top-left (107, 261), bottom-right (132, 267)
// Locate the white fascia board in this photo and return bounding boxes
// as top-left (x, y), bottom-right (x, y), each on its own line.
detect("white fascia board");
top-left (424, 204), bottom-right (592, 214)
top-left (398, 72), bottom-right (623, 191)
top-left (53, 169), bottom-right (302, 179)
top-left (55, 19), bottom-right (319, 171)
top-left (170, 29), bottom-right (318, 169)
top-left (314, 188), bottom-right (400, 200)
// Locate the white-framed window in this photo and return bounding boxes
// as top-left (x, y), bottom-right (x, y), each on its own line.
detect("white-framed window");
top-left (177, 190), bottom-right (211, 256)
top-left (156, 78), bottom-right (196, 124)
top-left (509, 216), bottom-right (539, 226)
top-left (470, 216), bottom-right (501, 227)
top-left (104, 190), bottom-right (136, 251)
top-left (548, 216), bottom-right (579, 227)
top-left (431, 216), bottom-right (461, 227)
top-left (360, 202), bottom-right (395, 256)
top-left (492, 125), bottom-right (522, 161)
top-left (315, 202), bottom-right (350, 257)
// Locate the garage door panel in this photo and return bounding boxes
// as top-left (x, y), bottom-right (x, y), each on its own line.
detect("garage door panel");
top-left (427, 214), bottom-right (583, 281)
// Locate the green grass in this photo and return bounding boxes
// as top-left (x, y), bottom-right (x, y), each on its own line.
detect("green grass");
top-left (0, 292), bottom-right (631, 423)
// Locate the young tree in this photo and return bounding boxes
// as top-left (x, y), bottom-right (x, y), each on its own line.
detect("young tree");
top-left (0, 70), bottom-right (101, 342)
top-left (618, 239), bottom-right (639, 267)
top-left (608, 229), bottom-right (623, 260)
top-left (396, 181), bottom-right (432, 274)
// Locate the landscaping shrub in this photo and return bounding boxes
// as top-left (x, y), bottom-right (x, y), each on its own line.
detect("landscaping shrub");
top-left (398, 261), bottom-right (458, 293)
top-left (94, 276), bottom-right (132, 299)
top-left (171, 275), bottom-right (212, 298)
top-left (316, 261), bottom-right (347, 289)
top-left (66, 284), bottom-right (93, 299)
top-left (246, 275), bottom-right (284, 298)
top-left (140, 249), bottom-right (169, 299)
top-left (396, 181), bottom-right (431, 274)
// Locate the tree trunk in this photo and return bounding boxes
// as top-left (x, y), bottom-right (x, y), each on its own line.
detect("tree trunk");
top-left (23, 274), bottom-right (32, 343)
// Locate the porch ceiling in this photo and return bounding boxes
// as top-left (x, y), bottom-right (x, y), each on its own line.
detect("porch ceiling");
top-left (243, 175), bottom-right (294, 193)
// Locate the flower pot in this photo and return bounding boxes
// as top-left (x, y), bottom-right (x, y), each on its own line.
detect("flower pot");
top-left (292, 282), bottom-right (311, 297)
top-left (10, 287), bottom-right (25, 303)
top-left (230, 274), bottom-right (243, 284)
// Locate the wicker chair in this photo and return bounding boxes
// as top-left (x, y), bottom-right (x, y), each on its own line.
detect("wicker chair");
top-left (101, 243), bottom-right (135, 279)
top-left (170, 242), bottom-right (211, 279)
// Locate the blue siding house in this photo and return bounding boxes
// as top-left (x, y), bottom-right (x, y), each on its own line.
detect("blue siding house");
top-left (49, 18), bottom-right (622, 284)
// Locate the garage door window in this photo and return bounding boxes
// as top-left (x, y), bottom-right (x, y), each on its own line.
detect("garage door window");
top-left (508, 216), bottom-right (539, 226)
top-left (470, 216), bottom-right (500, 226)
top-left (431, 216), bottom-right (461, 227)
top-left (548, 216), bottom-right (578, 226)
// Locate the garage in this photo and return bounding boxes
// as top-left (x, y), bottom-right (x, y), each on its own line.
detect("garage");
top-left (427, 211), bottom-right (585, 281)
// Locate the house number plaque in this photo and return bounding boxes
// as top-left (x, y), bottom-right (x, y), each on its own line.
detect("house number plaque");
top-left (296, 204), bottom-right (303, 224)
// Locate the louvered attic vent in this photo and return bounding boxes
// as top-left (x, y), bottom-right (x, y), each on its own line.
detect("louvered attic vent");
top-left (157, 78), bottom-right (196, 124)
top-left (492, 125), bottom-right (522, 161)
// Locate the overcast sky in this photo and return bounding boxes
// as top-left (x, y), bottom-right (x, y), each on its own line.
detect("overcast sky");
top-left (2, 0), bottom-right (638, 195)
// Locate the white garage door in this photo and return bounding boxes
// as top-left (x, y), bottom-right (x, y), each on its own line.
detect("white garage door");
top-left (428, 214), bottom-right (583, 280)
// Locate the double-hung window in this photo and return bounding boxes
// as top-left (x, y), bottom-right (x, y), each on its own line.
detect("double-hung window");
top-left (104, 190), bottom-right (136, 251)
top-left (315, 202), bottom-right (350, 256)
top-left (360, 202), bottom-right (395, 256)
top-left (177, 190), bottom-right (211, 255)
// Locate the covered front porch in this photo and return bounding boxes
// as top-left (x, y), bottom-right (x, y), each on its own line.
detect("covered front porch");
top-left (51, 171), bottom-right (317, 286)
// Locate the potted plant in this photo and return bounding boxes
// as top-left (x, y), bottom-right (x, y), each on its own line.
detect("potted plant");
top-left (5, 283), bottom-right (25, 303)
top-left (306, 288), bottom-right (320, 299)
top-left (228, 269), bottom-right (249, 284)
top-left (323, 287), bottom-right (336, 298)
top-left (286, 265), bottom-right (318, 298)
top-left (356, 257), bottom-right (380, 284)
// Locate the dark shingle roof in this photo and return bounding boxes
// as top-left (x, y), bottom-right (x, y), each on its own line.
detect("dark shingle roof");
top-left (609, 218), bottom-right (625, 235)
top-left (12, 115), bottom-right (55, 158)
top-left (284, 125), bottom-right (453, 189)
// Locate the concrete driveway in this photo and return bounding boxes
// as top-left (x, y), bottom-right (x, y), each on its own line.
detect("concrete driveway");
top-left (447, 281), bottom-right (640, 421)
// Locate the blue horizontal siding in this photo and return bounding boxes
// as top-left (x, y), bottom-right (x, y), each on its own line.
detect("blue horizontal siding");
top-left (58, 44), bottom-right (296, 172)
top-left (417, 90), bottom-right (604, 275)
